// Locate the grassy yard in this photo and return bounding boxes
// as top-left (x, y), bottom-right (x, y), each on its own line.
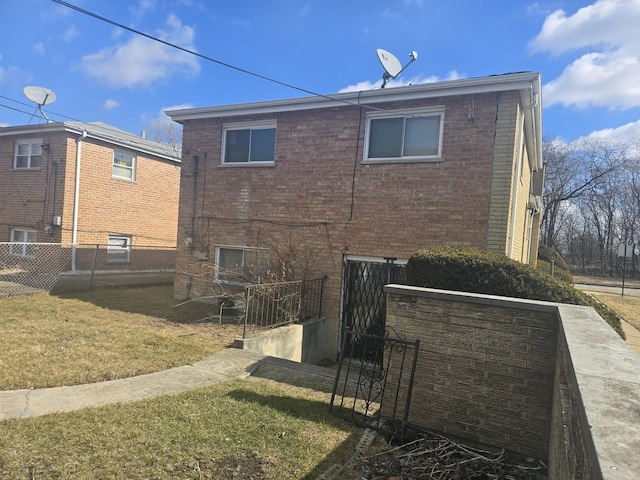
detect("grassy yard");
top-left (588, 293), bottom-right (640, 331)
top-left (0, 285), bottom-right (362, 479)
top-left (2, 281), bottom-right (637, 479)
top-left (0, 378), bottom-right (360, 479)
top-left (0, 285), bottom-right (239, 390)
top-left (573, 274), bottom-right (640, 330)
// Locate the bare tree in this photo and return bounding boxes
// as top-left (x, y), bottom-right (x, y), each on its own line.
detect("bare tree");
top-left (146, 118), bottom-right (182, 151)
top-left (541, 137), bottom-right (626, 252)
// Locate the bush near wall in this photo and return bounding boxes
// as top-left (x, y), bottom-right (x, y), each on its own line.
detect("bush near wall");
top-left (537, 245), bottom-right (573, 284)
top-left (405, 246), bottom-right (625, 339)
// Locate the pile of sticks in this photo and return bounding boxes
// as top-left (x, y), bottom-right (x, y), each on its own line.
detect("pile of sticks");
top-left (362, 430), bottom-right (547, 479)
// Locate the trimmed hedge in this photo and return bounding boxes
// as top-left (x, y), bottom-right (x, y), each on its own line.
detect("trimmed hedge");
top-left (405, 246), bottom-right (625, 339)
top-left (537, 245), bottom-right (573, 284)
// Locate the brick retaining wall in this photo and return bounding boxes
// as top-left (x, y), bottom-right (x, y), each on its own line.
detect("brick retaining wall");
top-left (383, 285), bottom-right (640, 478)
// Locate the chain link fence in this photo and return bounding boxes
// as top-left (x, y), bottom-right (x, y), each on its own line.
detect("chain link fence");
top-left (0, 243), bottom-right (175, 297)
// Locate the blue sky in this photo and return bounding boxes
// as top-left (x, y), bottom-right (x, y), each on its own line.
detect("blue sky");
top-left (2, 0), bottom-right (640, 144)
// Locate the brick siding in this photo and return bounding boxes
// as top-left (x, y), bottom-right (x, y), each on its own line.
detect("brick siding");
top-left (384, 286), bottom-right (557, 459)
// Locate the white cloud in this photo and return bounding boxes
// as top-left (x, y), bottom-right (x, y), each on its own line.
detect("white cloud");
top-left (80, 15), bottom-right (199, 88)
top-left (531, 0), bottom-right (640, 109)
top-left (531, 0), bottom-right (640, 56)
top-left (130, 0), bottom-right (157, 17)
top-left (580, 119), bottom-right (640, 144)
top-left (338, 71), bottom-right (463, 93)
top-left (34, 43), bottom-right (45, 55)
top-left (104, 98), bottom-right (120, 110)
top-left (62, 25), bottom-right (79, 42)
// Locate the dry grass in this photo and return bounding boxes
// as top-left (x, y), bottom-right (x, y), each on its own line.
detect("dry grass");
top-left (573, 274), bottom-right (640, 330)
top-left (0, 285), bottom-right (363, 479)
top-left (0, 378), bottom-right (360, 479)
top-left (588, 293), bottom-right (640, 330)
top-left (0, 285), bottom-right (241, 390)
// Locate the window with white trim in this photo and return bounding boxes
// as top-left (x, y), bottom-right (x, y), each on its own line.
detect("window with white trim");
top-left (9, 228), bottom-right (37, 258)
top-left (107, 235), bottom-right (131, 263)
top-left (364, 108), bottom-right (444, 163)
top-left (14, 140), bottom-right (42, 169)
top-left (214, 245), bottom-right (269, 282)
top-left (221, 121), bottom-right (276, 165)
top-left (112, 150), bottom-right (136, 180)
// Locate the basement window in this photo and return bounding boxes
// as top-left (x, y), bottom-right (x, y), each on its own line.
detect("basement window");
top-left (107, 235), bottom-right (131, 263)
top-left (9, 228), bottom-right (37, 258)
top-left (214, 245), bottom-right (269, 283)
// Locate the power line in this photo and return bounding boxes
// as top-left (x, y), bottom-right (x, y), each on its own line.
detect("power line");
top-left (49, 0), bottom-right (367, 109)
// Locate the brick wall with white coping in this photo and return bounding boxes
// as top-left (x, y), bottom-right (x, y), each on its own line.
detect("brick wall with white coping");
top-left (384, 285), bottom-right (640, 478)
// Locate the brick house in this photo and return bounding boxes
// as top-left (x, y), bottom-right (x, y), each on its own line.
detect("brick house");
top-left (0, 121), bottom-right (181, 273)
top-left (167, 71), bottom-right (543, 357)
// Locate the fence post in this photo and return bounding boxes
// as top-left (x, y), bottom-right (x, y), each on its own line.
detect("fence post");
top-left (243, 286), bottom-right (250, 338)
top-left (88, 244), bottom-right (100, 290)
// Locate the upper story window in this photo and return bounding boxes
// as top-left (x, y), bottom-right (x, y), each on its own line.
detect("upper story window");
top-left (221, 121), bottom-right (276, 166)
top-left (364, 107), bottom-right (444, 163)
top-left (14, 140), bottom-right (42, 169)
top-left (9, 228), bottom-right (37, 258)
top-left (113, 150), bottom-right (136, 180)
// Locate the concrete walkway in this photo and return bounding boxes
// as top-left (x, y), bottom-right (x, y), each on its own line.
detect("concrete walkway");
top-left (0, 349), bottom-right (339, 421)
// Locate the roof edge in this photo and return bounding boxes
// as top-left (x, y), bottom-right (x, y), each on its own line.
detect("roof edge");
top-left (166, 71), bottom-right (542, 121)
top-left (0, 121), bottom-right (181, 163)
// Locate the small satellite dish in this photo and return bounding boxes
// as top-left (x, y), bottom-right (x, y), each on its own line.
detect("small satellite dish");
top-left (376, 49), bottom-right (418, 88)
top-left (23, 86), bottom-right (57, 123)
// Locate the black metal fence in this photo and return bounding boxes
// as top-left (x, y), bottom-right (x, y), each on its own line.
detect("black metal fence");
top-left (330, 327), bottom-right (420, 440)
top-left (241, 277), bottom-right (325, 337)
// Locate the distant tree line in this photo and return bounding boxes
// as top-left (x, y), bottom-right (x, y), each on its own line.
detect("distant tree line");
top-left (541, 136), bottom-right (639, 277)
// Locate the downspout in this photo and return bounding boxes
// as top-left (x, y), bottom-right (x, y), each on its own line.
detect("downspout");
top-left (508, 89), bottom-right (538, 259)
top-left (71, 129), bottom-right (86, 271)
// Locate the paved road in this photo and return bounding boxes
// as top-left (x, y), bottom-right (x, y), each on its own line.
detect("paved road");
top-left (574, 283), bottom-right (640, 298)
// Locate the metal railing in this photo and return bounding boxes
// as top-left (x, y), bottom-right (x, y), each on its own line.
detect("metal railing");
top-left (242, 277), bottom-right (325, 337)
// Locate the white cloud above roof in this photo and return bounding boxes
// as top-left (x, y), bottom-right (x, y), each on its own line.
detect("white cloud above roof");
top-left (531, 0), bottom-right (640, 109)
top-left (104, 98), bottom-right (120, 110)
top-left (581, 118), bottom-right (640, 144)
top-left (80, 14), bottom-right (199, 88)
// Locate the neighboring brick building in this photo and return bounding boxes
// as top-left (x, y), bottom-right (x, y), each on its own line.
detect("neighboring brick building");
top-left (167, 71), bottom-right (543, 357)
top-left (0, 121), bottom-right (181, 271)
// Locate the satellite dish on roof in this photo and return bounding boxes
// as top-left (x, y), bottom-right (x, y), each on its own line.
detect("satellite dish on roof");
top-left (376, 49), bottom-right (418, 88)
top-left (23, 86), bottom-right (57, 123)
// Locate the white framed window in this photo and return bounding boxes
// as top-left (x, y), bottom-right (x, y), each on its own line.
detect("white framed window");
top-left (9, 228), bottom-right (37, 258)
top-left (221, 121), bottom-right (276, 166)
top-left (214, 245), bottom-right (269, 282)
top-left (107, 235), bottom-right (131, 263)
top-left (113, 150), bottom-right (136, 180)
top-left (364, 107), bottom-right (444, 163)
top-left (14, 140), bottom-right (42, 169)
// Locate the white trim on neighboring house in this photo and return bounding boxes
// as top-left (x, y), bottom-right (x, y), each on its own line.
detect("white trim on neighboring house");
top-left (0, 122), bottom-right (181, 164)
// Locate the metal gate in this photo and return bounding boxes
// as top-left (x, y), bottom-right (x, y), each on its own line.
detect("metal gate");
top-left (340, 257), bottom-right (406, 360)
top-left (330, 328), bottom-right (419, 439)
